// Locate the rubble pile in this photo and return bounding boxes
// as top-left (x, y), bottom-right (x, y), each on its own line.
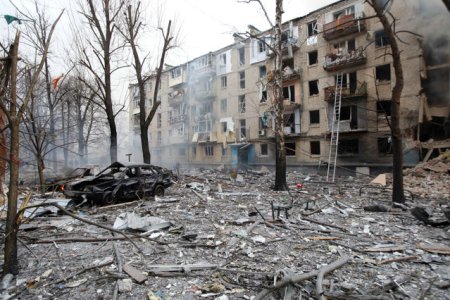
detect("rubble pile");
top-left (0, 168), bottom-right (449, 299)
top-left (403, 150), bottom-right (450, 199)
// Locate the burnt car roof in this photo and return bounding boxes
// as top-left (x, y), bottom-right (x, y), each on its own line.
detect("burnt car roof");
top-left (108, 161), bottom-right (164, 168)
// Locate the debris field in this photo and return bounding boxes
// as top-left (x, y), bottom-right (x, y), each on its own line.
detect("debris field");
top-left (1, 159), bottom-right (449, 300)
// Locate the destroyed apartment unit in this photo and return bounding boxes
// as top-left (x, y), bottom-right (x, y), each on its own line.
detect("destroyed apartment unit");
top-left (128, 0), bottom-right (450, 170)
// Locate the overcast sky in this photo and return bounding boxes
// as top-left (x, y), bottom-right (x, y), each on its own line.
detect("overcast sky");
top-left (0, 0), bottom-right (337, 110)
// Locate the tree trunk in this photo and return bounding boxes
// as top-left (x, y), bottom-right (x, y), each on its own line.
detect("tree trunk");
top-left (369, 1), bottom-right (405, 203)
top-left (37, 155), bottom-right (46, 195)
top-left (273, 0), bottom-right (288, 191)
top-left (3, 33), bottom-right (20, 275)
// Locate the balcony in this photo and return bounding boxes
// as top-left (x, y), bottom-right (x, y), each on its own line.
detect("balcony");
top-left (323, 47), bottom-right (366, 72)
top-left (282, 67), bottom-right (301, 81)
top-left (323, 14), bottom-right (366, 41)
top-left (194, 89), bottom-right (215, 100)
top-left (169, 114), bottom-right (186, 125)
top-left (324, 81), bottom-right (367, 102)
top-left (168, 89), bottom-right (184, 106)
top-left (168, 72), bottom-right (187, 87)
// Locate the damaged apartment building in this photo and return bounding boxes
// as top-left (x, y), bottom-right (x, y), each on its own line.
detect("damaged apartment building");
top-left (128, 0), bottom-right (450, 170)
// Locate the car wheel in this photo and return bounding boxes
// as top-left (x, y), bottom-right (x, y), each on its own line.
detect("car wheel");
top-left (102, 192), bottom-right (116, 205)
top-left (154, 185), bottom-right (165, 197)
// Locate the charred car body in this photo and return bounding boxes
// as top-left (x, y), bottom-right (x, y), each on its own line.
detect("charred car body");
top-left (64, 162), bottom-right (174, 205)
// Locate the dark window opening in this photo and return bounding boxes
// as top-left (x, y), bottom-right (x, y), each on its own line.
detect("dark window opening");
top-left (284, 113), bottom-right (295, 133)
top-left (378, 137), bottom-right (392, 154)
top-left (259, 65), bottom-right (267, 78)
top-left (307, 20), bottom-right (318, 37)
top-left (310, 110), bottom-right (320, 124)
top-left (309, 80), bottom-right (319, 96)
top-left (310, 141), bottom-right (321, 155)
top-left (376, 64), bottom-right (391, 82)
top-left (221, 122), bottom-right (227, 132)
top-left (281, 30), bottom-right (289, 43)
top-left (261, 144), bottom-right (268, 156)
top-left (377, 100), bottom-right (392, 117)
top-left (283, 57), bottom-right (294, 70)
top-left (283, 85), bottom-right (295, 102)
top-left (375, 30), bottom-right (390, 47)
top-left (286, 142), bottom-right (296, 156)
top-left (347, 39), bottom-right (356, 51)
top-left (205, 145), bottom-right (214, 156)
top-left (261, 90), bottom-right (267, 102)
top-left (338, 139), bottom-right (359, 154)
top-left (340, 106), bottom-right (351, 120)
top-left (240, 119), bottom-right (247, 139)
top-left (308, 51), bottom-right (318, 65)
top-left (417, 116), bottom-right (449, 141)
top-left (239, 71), bottom-right (245, 89)
top-left (339, 105), bottom-right (358, 129)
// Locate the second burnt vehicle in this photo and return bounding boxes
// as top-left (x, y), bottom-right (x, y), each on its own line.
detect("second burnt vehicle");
top-left (64, 162), bottom-right (175, 205)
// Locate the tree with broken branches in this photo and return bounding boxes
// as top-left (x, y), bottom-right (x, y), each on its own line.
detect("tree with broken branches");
top-left (0, 10), bottom-right (63, 275)
top-left (367, 0), bottom-right (405, 203)
top-left (79, 0), bottom-right (125, 163)
top-left (119, 1), bottom-right (174, 164)
top-left (239, 0), bottom-right (288, 191)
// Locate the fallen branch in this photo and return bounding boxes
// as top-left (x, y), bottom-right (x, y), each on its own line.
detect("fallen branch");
top-left (48, 259), bottom-right (113, 286)
top-left (254, 256), bottom-right (350, 299)
top-left (17, 202), bottom-right (144, 253)
top-left (378, 255), bottom-right (419, 265)
top-left (302, 217), bottom-right (348, 232)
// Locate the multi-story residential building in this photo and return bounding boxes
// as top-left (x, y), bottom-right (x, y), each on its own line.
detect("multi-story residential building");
top-left (129, 0), bottom-right (449, 170)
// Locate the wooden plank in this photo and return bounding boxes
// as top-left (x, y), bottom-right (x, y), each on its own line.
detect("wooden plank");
top-left (417, 243), bottom-right (450, 255)
top-left (123, 263), bottom-right (147, 283)
top-left (147, 263), bottom-right (218, 273)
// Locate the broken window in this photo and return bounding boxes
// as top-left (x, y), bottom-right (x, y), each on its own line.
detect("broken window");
top-left (261, 144), bottom-right (268, 156)
top-left (222, 147), bottom-right (227, 156)
top-left (377, 100), bottom-right (392, 117)
top-left (310, 110), bottom-right (320, 124)
top-left (219, 53), bottom-right (227, 65)
top-left (308, 50), bottom-right (318, 65)
top-left (307, 20), bottom-right (318, 37)
top-left (309, 80), bottom-right (319, 96)
top-left (261, 90), bottom-right (267, 103)
top-left (205, 145), bottom-right (214, 156)
top-left (310, 141), bottom-right (321, 155)
top-left (157, 113), bottom-right (162, 128)
top-left (259, 65), bottom-right (267, 78)
top-left (283, 85), bottom-right (295, 102)
top-left (240, 119), bottom-right (247, 139)
top-left (340, 106), bottom-right (351, 120)
top-left (376, 64), bottom-right (391, 82)
top-left (239, 47), bottom-right (245, 65)
top-left (378, 137), bottom-right (392, 154)
top-left (221, 76), bottom-right (227, 88)
top-left (340, 105), bottom-right (358, 129)
top-left (170, 67), bottom-right (181, 79)
top-left (286, 142), bottom-right (296, 156)
top-left (338, 139), bottom-right (359, 154)
top-left (375, 30), bottom-right (390, 47)
top-left (347, 39), bottom-right (356, 51)
top-left (239, 71), bottom-right (245, 89)
top-left (192, 146), bottom-right (197, 157)
top-left (221, 122), bottom-right (227, 133)
top-left (334, 6), bottom-right (355, 19)
top-left (221, 98), bottom-right (227, 113)
top-left (238, 95), bottom-right (246, 113)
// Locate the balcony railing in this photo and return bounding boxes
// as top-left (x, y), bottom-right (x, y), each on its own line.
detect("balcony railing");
top-left (169, 114), bottom-right (186, 124)
top-left (324, 81), bottom-right (367, 102)
top-left (323, 47), bottom-right (367, 71)
top-left (194, 89), bottom-right (215, 100)
top-left (168, 89), bottom-right (184, 106)
top-left (323, 14), bottom-right (366, 40)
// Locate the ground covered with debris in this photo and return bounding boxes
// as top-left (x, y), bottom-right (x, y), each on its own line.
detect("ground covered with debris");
top-left (1, 159), bottom-right (449, 299)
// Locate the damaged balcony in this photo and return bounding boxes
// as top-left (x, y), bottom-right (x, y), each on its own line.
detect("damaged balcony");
top-left (168, 89), bottom-right (185, 106)
top-left (323, 15), bottom-right (366, 41)
top-left (168, 67), bottom-right (187, 87)
top-left (324, 81), bottom-right (367, 102)
top-left (169, 114), bottom-right (186, 125)
top-left (327, 104), bottom-right (368, 133)
top-left (194, 89), bottom-right (215, 101)
top-left (323, 47), bottom-right (367, 71)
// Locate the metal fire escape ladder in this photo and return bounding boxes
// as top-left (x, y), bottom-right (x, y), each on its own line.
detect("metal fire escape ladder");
top-left (327, 72), bottom-right (344, 182)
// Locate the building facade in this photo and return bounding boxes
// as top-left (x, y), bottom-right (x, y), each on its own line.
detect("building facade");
top-left (129, 0), bottom-right (450, 169)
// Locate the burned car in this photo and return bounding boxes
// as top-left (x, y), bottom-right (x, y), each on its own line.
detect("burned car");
top-left (64, 162), bottom-right (174, 205)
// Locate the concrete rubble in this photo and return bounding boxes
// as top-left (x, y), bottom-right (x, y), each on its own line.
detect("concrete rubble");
top-left (0, 165), bottom-right (449, 299)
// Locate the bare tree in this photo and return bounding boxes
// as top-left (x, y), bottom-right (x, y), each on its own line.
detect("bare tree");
top-left (79, 0), bottom-right (125, 163)
top-left (240, 0), bottom-right (288, 190)
top-left (0, 10), bottom-right (62, 275)
top-left (119, 2), bottom-right (174, 163)
top-left (367, 0), bottom-right (405, 203)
